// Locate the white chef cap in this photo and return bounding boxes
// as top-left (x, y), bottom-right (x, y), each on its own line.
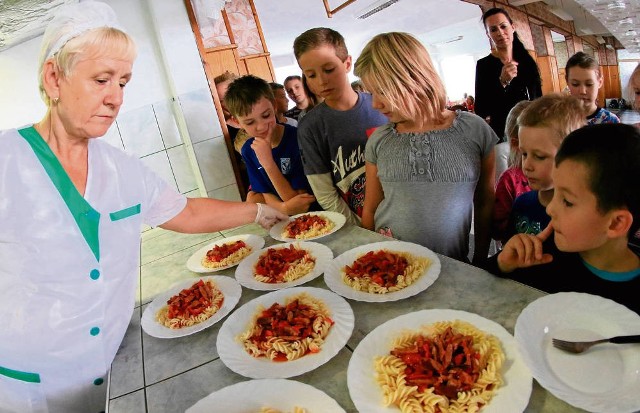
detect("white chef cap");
top-left (38, 1), bottom-right (125, 69)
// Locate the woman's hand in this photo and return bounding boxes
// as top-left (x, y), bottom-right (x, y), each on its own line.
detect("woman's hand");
top-left (500, 60), bottom-right (519, 86)
top-left (254, 203), bottom-right (288, 229)
top-left (497, 224), bottom-right (554, 273)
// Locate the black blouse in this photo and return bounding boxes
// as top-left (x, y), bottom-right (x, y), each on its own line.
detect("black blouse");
top-left (474, 53), bottom-right (542, 140)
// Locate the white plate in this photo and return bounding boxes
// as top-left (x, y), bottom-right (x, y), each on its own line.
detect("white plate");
top-left (235, 242), bottom-right (334, 291)
top-left (186, 379), bottom-right (346, 413)
top-left (348, 309), bottom-right (532, 413)
top-left (515, 292), bottom-right (640, 412)
top-left (324, 241), bottom-right (441, 302)
top-left (269, 211), bottom-right (346, 242)
top-left (217, 287), bottom-right (354, 379)
top-left (141, 276), bottom-right (242, 339)
top-left (186, 234), bottom-right (265, 273)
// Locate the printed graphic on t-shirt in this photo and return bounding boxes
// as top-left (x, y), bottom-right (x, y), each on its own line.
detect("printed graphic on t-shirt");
top-left (332, 144), bottom-right (366, 216)
top-left (515, 215), bottom-right (542, 235)
top-left (280, 158), bottom-right (291, 175)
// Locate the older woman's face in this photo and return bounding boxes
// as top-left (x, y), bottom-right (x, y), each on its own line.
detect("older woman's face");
top-left (57, 48), bottom-right (133, 139)
top-left (484, 13), bottom-right (514, 50)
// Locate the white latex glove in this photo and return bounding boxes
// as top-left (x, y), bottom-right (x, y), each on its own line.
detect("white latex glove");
top-left (254, 203), bottom-right (288, 229)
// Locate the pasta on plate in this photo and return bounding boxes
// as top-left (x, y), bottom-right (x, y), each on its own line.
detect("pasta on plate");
top-left (282, 214), bottom-right (335, 239)
top-left (238, 293), bottom-right (334, 361)
top-left (156, 279), bottom-right (224, 329)
top-left (342, 250), bottom-right (431, 294)
top-left (201, 240), bottom-right (252, 269)
top-left (260, 408), bottom-right (307, 413)
top-left (375, 320), bottom-right (504, 413)
top-left (254, 244), bottom-right (316, 283)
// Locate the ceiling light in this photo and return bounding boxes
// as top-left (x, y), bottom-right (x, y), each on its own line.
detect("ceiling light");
top-left (355, 0), bottom-right (400, 19)
top-left (607, 1), bottom-right (626, 10)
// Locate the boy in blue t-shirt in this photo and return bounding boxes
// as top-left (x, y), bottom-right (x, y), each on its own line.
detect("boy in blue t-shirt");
top-left (487, 124), bottom-right (640, 314)
top-left (224, 75), bottom-right (316, 215)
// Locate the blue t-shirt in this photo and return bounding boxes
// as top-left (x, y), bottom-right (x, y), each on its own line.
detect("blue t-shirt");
top-left (508, 190), bottom-right (550, 238)
top-left (241, 124), bottom-right (311, 196)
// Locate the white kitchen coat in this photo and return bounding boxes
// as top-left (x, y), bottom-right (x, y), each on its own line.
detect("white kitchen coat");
top-left (0, 126), bottom-right (187, 413)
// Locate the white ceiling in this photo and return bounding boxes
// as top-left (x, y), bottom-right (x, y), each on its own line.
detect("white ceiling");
top-left (253, 0), bottom-right (486, 67)
top-left (0, 0), bottom-right (636, 55)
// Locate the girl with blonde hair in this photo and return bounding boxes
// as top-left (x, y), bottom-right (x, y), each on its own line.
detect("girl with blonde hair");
top-left (355, 32), bottom-right (497, 264)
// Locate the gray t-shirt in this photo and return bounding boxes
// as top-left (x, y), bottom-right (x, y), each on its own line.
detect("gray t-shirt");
top-left (365, 111), bottom-right (497, 261)
top-left (298, 92), bottom-right (387, 217)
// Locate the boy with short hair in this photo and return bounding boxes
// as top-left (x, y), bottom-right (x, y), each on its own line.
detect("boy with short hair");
top-left (224, 75), bottom-right (315, 215)
top-left (486, 123), bottom-right (640, 314)
top-left (269, 82), bottom-right (298, 127)
top-left (506, 94), bottom-right (585, 239)
top-left (293, 27), bottom-right (387, 225)
top-left (283, 75), bottom-right (310, 121)
top-left (565, 52), bottom-right (620, 125)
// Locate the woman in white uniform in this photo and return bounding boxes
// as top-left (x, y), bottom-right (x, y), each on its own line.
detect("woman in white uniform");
top-left (0, 2), bottom-right (286, 412)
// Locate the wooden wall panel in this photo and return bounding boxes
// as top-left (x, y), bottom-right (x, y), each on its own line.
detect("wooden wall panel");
top-left (204, 48), bottom-right (241, 78)
top-left (243, 56), bottom-right (274, 81)
top-left (537, 55), bottom-right (560, 95)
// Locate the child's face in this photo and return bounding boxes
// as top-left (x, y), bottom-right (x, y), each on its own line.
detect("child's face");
top-left (272, 88), bottom-right (290, 114)
top-left (234, 96), bottom-right (277, 140)
top-left (567, 66), bottom-right (602, 113)
top-left (298, 45), bottom-right (351, 103)
top-left (519, 126), bottom-right (558, 191)
top-left (284, 79), bottom-right (306, 105)
top-left (546, 160), bottom-right (611, 252)
top-left (369, 89), bottom-right (403, 123)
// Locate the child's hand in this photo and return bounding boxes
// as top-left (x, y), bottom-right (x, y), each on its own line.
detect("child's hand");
top-left (283, 193), bottom-right (316, 215)
top-left (251, 134), bottom-right (275, 168)
top-left (497, 224), bottom-right (554, 273)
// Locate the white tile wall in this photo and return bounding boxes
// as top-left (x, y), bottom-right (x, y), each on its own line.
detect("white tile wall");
top-left (167, 145), bottom-right (198, 193)
top-left (140, 151), bottom-right (178, 192)
top-left (208, 183), bottom-right (241, 202)
top-left (194, 137), bottom-right (237, 190)
top-left (179, 89), bottom-right (222, 144)
top-left (117, 105), bottom-right (166, 157)
top-left (154, 99), bottom-right (183, 149)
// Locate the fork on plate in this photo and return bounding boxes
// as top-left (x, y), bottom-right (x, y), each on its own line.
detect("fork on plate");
top-left (552, 335), bottom-right (640, 354)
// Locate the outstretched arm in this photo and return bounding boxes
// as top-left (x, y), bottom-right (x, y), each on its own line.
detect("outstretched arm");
top-left (160, 198), bottom-right (287, 233)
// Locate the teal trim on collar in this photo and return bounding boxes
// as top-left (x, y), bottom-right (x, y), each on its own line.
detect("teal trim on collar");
top-left (18, 126), bottom-right (100, 261)
top-left (582, 258), bottom-right (640, 282)
top-left (0, 365), bottom-right (41, 383)
top-left (110, 204), bottom-right (140, 221)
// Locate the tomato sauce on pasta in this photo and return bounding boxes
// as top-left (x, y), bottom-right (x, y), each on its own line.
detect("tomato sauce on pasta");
top-left (283, 214), bottom-right (334, 239)
top-left (254, 245), bottom-right (315, 283)
top-left (201, 240), bottom-right (252, 269)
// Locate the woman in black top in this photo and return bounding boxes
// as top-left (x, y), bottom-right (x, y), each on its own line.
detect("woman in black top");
top-left (475, 8), bottom-right (542, 140)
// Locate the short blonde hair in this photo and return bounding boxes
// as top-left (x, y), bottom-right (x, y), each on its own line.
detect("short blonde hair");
top-left (39, 27), bottom-right (136, 106)
top-left (504, 100), bottom-right (532, 168)
top-left (354, 32), bottom-right (447, 126)
top-left (517, 94), bottom-right (585, 145)
top-left (293, 27), bottom-right (348, 62)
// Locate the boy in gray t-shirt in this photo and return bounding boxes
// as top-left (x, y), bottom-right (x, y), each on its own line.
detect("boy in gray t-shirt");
top-left (293, 28), bottom-right (387, 225)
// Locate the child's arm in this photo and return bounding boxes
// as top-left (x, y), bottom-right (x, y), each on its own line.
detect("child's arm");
top-left (497, 224), bottom-right (554, 272)
top-left (248, 191), bottom-right (315, 216)
top-left (362, 162), bottom-right (383, 230)
top-left (472, 149), bottom-right (496, 265)
top-left (306, 174), bottom-right (361, 225)
top-left (251, 135), bottom-right (303, 202)
top-left (491, 171), bottom-right (517, 242)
